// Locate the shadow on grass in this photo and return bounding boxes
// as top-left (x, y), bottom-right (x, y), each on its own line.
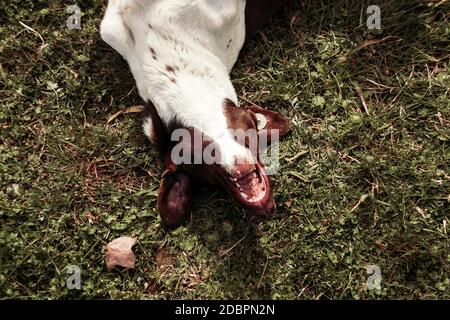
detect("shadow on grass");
top-left (188, 191), bottom-right (273, 299)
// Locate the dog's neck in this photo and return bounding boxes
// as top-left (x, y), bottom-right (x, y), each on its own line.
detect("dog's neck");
top-left (101, 0), bottom-right (247, 142)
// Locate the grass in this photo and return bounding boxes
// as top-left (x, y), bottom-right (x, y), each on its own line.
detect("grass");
top-left (1, 0), bottom-right (449, 299)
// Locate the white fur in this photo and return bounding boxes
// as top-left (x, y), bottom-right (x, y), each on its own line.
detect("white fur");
top-left (142, 117), bottom-right (154, 143)
top-left (100, 0), bottom-right (254, 169)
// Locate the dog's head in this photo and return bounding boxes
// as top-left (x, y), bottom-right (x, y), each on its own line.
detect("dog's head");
top-left (144, 99), bottom-right (290, 228)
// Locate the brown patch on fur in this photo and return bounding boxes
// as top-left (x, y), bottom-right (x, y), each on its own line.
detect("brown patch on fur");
top-left (165, 65), bottom-right (176, 73)
top-left (223, 99), bottom-right (291, 146)
top-left (223, 100), bottom-right (257, 132)
top-left (244, 103), bottom-right (291, 140)
top-left (149, 47), bottom-right (157, 60)
top-left (223, 100), bottom-right (259, 152)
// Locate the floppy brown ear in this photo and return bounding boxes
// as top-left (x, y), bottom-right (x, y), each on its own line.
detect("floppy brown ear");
top-left (245, 104), bottom-right (291, 144)
top-left (157, 162), bottom-right (193, 229)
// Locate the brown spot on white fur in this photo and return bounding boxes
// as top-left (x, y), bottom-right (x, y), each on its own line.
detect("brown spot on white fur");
top-left (165, 65), bottom-right (176, 73)
top-left (149, 47), bottom-right (157, 60)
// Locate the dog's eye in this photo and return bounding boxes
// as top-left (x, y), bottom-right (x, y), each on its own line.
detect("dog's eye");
top-left (255, 113), bottom-right (267, 130)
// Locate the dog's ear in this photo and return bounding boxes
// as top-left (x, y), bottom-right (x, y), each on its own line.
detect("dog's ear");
top-left (245, 104), bottom-right (291, 144)
top-left (157, 162), bottom-right (193, 229)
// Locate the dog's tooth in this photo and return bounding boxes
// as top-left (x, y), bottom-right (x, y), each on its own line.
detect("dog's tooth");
top-left (240, 192), bottom-right (248, 199)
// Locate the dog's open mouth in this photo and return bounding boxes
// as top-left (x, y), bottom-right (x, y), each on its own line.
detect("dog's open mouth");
top-left (227, 165), bottom-right (267, 204)
top-left (220, 162), bottom-right (275, 217)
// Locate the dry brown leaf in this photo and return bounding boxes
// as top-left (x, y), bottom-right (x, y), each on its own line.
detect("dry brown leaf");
top-left (105, 236), bottom-right (137, 271)
top-left (107, 105), bottom-right (145, 124)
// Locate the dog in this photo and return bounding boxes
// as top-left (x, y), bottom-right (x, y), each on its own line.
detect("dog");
top-left (100, 0), bottom-right (290, 229)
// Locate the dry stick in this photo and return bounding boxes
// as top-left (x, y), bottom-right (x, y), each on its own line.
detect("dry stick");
top-left (363, 78), bottom-right (394, 90)
top-left (434, 0), bottom-right (448, 7)
top-left (19, 21), bottom-right (46, 51)
top-left (349, 194), bottom-right (369, 214)
top-left (257, 255), bottom-right (269, 289)
top-left (107, 105), bottom-right (145, 124)
top-left (355, 36), bottom-right (400, 51)
top-left (219, 235), bottom-right (247, 258)
top-left (354, 82), bottom-right (370, 116)
top-left (286, 149), bottom-right (309, 162)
